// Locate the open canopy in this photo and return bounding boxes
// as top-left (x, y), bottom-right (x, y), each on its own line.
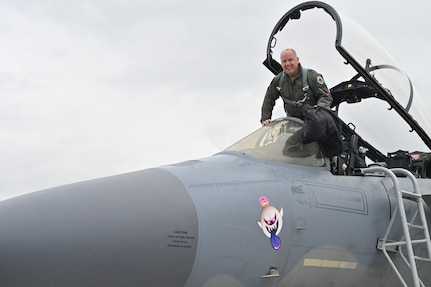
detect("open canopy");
top-left (262, 1), bottom-right (431, 158)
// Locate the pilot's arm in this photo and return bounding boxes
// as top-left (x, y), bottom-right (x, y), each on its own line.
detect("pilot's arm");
top-left (309, 70), bottom-right (333, 108)
top-left (260, 75), bottom-right (281, 125)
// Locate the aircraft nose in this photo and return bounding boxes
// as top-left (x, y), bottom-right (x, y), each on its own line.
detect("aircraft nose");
top-left (0, 168), bottom-right (198, 287)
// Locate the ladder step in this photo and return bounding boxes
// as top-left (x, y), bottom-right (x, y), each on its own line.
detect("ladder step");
top-left (414, 256), bottom-right (431, 262)
top-left (401, 190), bottom-right (421, 200)
top-left (407, 223), bottom-right (425, 229)
top-left (411, 239), bottom-right (429, 245)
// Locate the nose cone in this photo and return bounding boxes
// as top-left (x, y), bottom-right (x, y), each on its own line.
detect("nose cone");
top-left (0, 168), bottom-right (198, 287)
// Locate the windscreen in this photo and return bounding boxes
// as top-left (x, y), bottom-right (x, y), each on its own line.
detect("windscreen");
top-left (225, 118), bottom-right (326, 167)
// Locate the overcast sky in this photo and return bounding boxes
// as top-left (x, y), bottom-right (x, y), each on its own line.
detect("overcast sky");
top-left (1, 0), bottom-right (430, 199)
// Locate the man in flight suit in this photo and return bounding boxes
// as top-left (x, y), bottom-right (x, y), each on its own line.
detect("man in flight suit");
top-left (260, 48), bottom-right (333, 125)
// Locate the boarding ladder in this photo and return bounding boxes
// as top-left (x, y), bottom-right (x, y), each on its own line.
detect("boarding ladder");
top-left (363, 166), bottom-right (431, 287)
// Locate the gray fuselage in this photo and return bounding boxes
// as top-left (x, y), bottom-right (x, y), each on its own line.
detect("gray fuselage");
top-left (0, 151), bottom-right (429, 287)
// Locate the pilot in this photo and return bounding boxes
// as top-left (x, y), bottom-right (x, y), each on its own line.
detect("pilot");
top-left (260, 48), bottom-right (333, 125)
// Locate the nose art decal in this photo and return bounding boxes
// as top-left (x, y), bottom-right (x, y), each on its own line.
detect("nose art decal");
top-left (257, 196), bottom-right (284, 250)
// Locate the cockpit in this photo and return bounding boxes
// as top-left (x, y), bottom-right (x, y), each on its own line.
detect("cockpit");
top-left (228, 1), bottom-right (431, 178)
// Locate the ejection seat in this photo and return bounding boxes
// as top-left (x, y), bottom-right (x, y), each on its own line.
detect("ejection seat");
top-left (334, 134), bottom-right (366, 176)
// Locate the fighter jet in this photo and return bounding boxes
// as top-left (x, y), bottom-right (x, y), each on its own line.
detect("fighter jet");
top-left (0, 1), bottom-right (430, 287)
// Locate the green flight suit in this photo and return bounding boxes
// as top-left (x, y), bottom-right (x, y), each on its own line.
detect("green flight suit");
top-left (260, 65), bottom-right (333, 121)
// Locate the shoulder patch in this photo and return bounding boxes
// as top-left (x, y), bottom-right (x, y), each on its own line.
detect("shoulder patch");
top-left (316, 75), bottom-right (325, 85)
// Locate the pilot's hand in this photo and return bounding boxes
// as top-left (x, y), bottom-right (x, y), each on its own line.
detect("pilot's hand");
top-left (261, 119), bottom-right (271, 126)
